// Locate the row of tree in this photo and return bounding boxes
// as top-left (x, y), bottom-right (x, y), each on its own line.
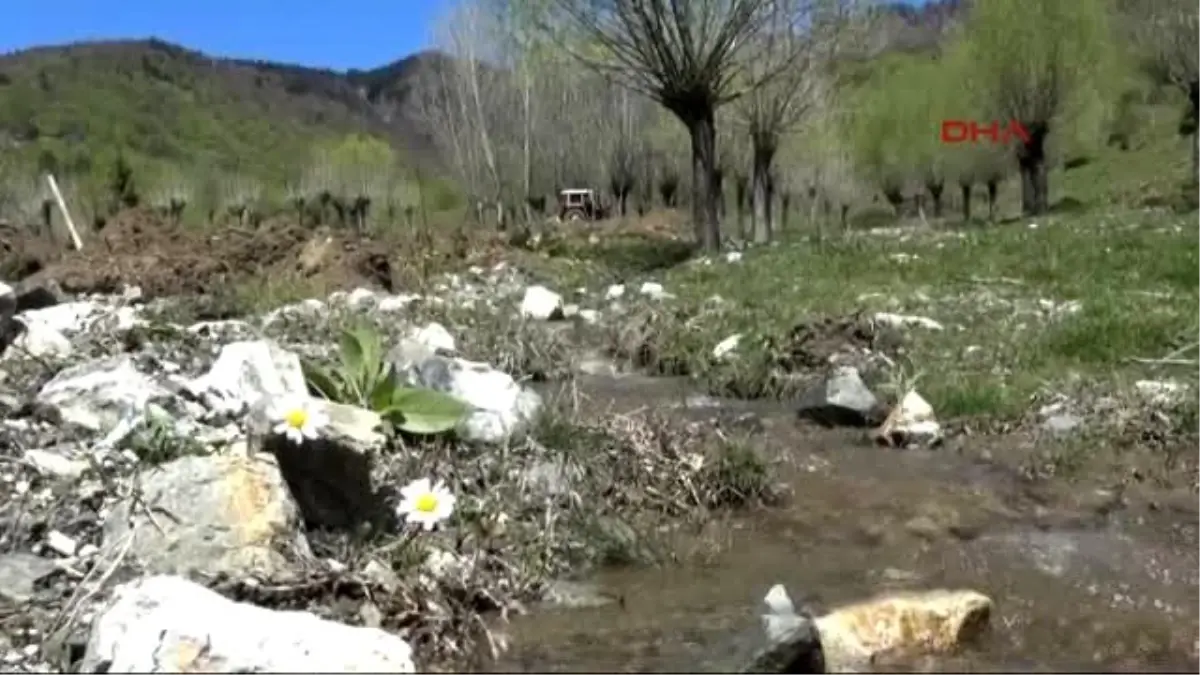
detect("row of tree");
top-left (415, 0), bottom-right (1198, 251)
top-left (0, 133), bottom-right (456, 233)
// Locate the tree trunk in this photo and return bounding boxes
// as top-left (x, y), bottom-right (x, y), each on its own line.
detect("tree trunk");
top-left (751, 141), bottom-right (775, 244)
top-left (1190, 81), bottom-right (1198, 184)
top-left (780, 192), bottom-right (791, 232)
top-left (734, 174), bottom-right (748, 240)
top-left (619, 191), bottom-right (628, 217)
top-left (682, 108), bottom-right (721, 252)
top-left (959, 181), bottom-right (972, 221)
top-left (1016, 122), bottom-right (1050, 216)
top-left (926, 181), bottom-right (944, 218)
top-left (986, 179), bottom-right (998, 221)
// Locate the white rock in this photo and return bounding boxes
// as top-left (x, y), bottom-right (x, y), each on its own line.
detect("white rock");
top-left (639, 281), bottom-right (669, 299)
top-left (577, 309), bottom-right (601, 325)
top-left (18, 300), bottom-right (100, 334)
top-left (262, 298), bottom-right (326, 326)
top-left (404, 355), bottom-right (542, 444)
top-left (10, 319), bottom-right (72, 358)
top-left (873, 312), bottom-right (944, 331)
top-left (408, 322), bottom-right (456, 353)
top-left (724, 251), bottom-right (743, 263)
top-left (1134, 379), bottom-right (1185, 405)
top-left (874, 390), bottom-right (942, 448)
top-left (346, 287), bottom-right (378, 308)
top-left (80, 575), bottom-right (415, 673)
top-left (605, 284), bottom-right (626, 300)
top-left (520, 285), bottom-right (564, 320)
top-left (712, 334), bottom-right (742, 360)
top-left (186, 340), bottom-right (308, 416)
top-left (37, 356), bottom-right (172, 434)
top-left (22, 449), bottom-right (89, 479)
top-left (376, 294), bottom-right (420, 313)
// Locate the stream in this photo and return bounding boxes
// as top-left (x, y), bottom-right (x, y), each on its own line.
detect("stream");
top-left (490, 374), bottom-right (1199, 673)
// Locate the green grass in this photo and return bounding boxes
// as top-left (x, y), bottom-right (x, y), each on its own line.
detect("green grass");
top-left (564, 209), bottom-right (1196, 423)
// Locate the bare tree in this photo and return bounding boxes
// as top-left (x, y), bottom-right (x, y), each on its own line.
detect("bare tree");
top-left (546, 0), bottom-right (809, 251)
top-left (1121, 0), bottom-right (1199, 179)
top-left (220, 173), bottom-right (262, 227)
top-left (146, 165), bottom-right (193, 225)
top-left (733, 0), bottom-right (855, 242)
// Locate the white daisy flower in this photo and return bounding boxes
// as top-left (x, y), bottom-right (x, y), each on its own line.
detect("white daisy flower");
top-left (270, 396), bottom-right (329, 445)
top-left (396, 478), bottom-right (456, 531)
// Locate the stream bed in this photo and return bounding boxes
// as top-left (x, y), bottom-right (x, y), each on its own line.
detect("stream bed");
top-left (491, 375), bottom-right (1198, 673)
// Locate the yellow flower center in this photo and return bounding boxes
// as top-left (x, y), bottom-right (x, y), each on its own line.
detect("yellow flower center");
top-left (414, 493), bottom-right (439, 513)
top-left (284, 408), bottom-right (308, 429)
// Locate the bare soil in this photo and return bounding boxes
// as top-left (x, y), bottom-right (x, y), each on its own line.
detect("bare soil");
top-left (0, 209), bottom-right (431, 298)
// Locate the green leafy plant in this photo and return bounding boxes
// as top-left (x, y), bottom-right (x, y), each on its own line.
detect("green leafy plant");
top-left (302, 324), bottom-right (468, 435)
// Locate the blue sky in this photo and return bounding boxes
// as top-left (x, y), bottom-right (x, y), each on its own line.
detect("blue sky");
top-left (1, 0), bottom-right (452, 71)
top-left (3, 0), bottom-right (927, 71)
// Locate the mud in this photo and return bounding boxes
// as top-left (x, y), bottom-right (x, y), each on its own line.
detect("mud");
top-left (499, 376), bottom-right (1199, 673)
top-left (0, 209), bottom-right (405, 298)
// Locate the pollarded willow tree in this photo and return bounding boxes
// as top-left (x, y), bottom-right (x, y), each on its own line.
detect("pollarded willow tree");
top-left (545, 0), bottom-right (815, 251)
top-left (962, 0), bottom-right (1115, 216)
top-left (732, 0), bottom-right (860, 243)
top-left (1119, 0), bottom-right (1199, 180)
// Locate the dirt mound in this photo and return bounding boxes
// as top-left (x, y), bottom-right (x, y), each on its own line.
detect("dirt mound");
top-left (2, 209), bottom-right (399, 298)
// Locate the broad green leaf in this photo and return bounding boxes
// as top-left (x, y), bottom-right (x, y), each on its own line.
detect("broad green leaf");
top-left (338, 328), bottom-right (366, 376)
top-left (385, 387), bottom-right (468, 435)
top-left (368, 364), bottom-right (401, 412)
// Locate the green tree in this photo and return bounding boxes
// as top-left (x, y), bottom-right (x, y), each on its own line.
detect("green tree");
top-left (326, 133), bottom-right (395, 231)
top-left (1119, 0), bottom-right (1199, 182)
top-left (961, 0), bottom-right (1116, 215)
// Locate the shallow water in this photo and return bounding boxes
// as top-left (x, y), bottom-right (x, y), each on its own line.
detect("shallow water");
top-left (496, 376), bottom-right (1199, 673)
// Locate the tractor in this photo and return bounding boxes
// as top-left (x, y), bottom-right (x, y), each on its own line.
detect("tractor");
top-left (557, 188), bottom-right (608, 222)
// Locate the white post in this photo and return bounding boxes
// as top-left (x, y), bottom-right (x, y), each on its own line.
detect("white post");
top-left (44, 173), bottom-right (83, 251)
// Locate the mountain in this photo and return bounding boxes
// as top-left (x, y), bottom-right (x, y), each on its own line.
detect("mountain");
top-left (0, 38), bottom-right (441, 182)
top-left (0, 2), bottom-right (964, 185)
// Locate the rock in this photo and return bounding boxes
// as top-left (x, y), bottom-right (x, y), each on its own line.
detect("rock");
top-left (713, 334), bottom-right (742, 360)
top-left (80, 575), bottom-right (415, 673)
top-left (813, 589), bottom-right (992, 672)
top-left (873, 312), bottom-right (944, 331)
top-left (708, 584), bottom-right (822, 673)
top-left (391, 341), bottom-right (542, 444)
top-left (408, 322), bottom-right (457, 353)
top-left (605, 284), bottom-right (626, 300)
top-left (520, 285), bottom-right (564, 320)
top-left (36, 356), bottom-right (173, 435)
top-left (0, 553), bottom-right (61, 605)
top-left (639, 281), bottom-right (670, 299)
top-left (1134, 379), bottom-right (1185, 405)
top-left (257, 398), bottom-right (388, 530)
top-left (725, 251), bottom-right (743, 263)
top-left (18, 300), bottom-right (102, 335)
top-left (10, 319), bottom-right (72, 358)
top-left (101, 454), bottom-right (311, 579)
top-left (577, 308), bottom-right (601, 324)
top-left (873, 390), bottom-right (943, 448)
top-left (186, 340), bottom-right (308, 416)
top-left (22, 448), bottom-right (90, 480)
top-left (1042, 413), bottom-right (1083, 436)
top-left (796, 366), bottom-right (882, 428)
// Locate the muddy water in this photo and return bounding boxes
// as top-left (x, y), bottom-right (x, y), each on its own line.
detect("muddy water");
top-left (496, 375), bottom-right (1199, 673)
